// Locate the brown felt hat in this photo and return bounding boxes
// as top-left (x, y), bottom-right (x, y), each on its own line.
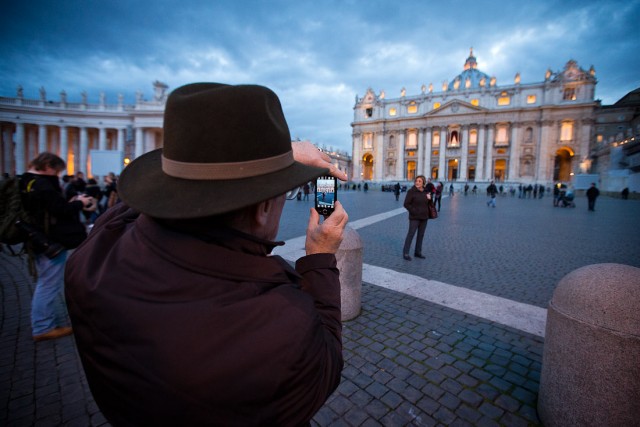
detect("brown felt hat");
top-left (118, 83), bottom-right (327, 219)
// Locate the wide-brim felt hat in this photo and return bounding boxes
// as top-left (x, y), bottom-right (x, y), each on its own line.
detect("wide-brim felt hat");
top-left (118, 83), bottom-right (327, 219)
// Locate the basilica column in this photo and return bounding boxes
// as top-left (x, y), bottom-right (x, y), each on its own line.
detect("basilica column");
top-left (424, 127), bottom-right (432, 179)
top-left (438, 126), bottom-right (446, 181)
top-left (15, 123), bottom-right (25, 174)
top-left (537, 120), bottom-right (554, 182)
top-left (485, 125), bottom-right (494, 181)
top-left (397, 131), bottom-right (405, 180)
top-left (135, 127), bottom-right (144, 158)
top-left (374, 132), bottom-right (384, 181)
top-left (417, 128), bottom-right (424, 176)
top-left (79, 127), bottom-right (89, 175)
top-left (459, 125), bottom-right (469, 181)
top-left (99, 127), bottom-right (107, 150)
top-left (117, 128), bottom-right (126, 152)
top-left (507, 123), bottom-right (521, 181)
top-left (59, 126), bottom-right (68, 172)
top-left (38, 125), bottom-right (47, 153)
top-left (476, 125), bottom-right (486, 181)
top-left (352, 132), bottom-right (362, 181)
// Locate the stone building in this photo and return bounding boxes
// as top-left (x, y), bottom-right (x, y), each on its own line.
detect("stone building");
top-left (591, 88), bottom-right (640, 195)
top-left (351, 50), bottom-right (598, 190)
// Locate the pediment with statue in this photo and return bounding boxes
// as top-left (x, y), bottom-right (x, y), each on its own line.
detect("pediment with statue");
top-left (425, 99), bottom-right (485, 117)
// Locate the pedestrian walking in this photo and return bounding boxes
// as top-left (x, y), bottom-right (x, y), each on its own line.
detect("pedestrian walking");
top-left (487, 180), bottom-right (498, 207)
top-left (586, 182), bottom-right (600, 211)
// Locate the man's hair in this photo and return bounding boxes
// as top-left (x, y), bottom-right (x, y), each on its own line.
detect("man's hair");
top-left (29, 152), bottom-right (66, 172)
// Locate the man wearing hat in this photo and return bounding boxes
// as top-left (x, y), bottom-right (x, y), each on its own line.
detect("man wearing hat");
top-left (65, 83), bottom-right (349, 426)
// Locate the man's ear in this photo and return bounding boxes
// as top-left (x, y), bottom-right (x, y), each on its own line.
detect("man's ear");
top-left (253, 199), bottom-right (273, 228)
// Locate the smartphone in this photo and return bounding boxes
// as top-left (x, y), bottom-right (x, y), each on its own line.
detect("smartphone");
top-left (315, 176), bottom-right (338, 216)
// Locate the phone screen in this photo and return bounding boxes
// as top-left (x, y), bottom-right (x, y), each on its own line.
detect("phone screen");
top-left (315, 176), bottom-right (337, 216)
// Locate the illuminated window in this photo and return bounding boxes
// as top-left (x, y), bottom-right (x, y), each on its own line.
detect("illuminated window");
top-left (433, 150), bottom-right (439, 156)
top-left (433, 102), bottom-right (441, 110)
top-left (563, 88), bottom-right (576, 101)
top-left (497, 149), bottom-right (507, 154)
top-left (469, 129), bottom-right (478, 146)
top-left (469, 149), bottom-right (476, 154)
top-left (407, 102), bottom-right (418, 114)
top-left (448, 130), bottom-right (460, 148)
top-left (561, 122), bottom-right (573, 142)
top-left (389, 108), bottom-right (397, 116)
top-left (596, 134), bottom-right (603, 143)
top-left (471, 99), bottom-right (479, 106)
top-left (406, 151), bottom-right (416, 157)
top-left (363, 133), bottom-right (373, 150)
top-left (527, 95), bottom-right (536, 104)
top-left (433, 132), bottom-right (440, 147)
top-left (431, 167), bottom-right (438, 179)
top-left (498, 96), bottom-right (510, 106)
top-left (406, 131), bottom-right (417, 148)
top-left (407, 161), bottom-right (416, 181)
top-left (495, 126), bottom-right (509, 146)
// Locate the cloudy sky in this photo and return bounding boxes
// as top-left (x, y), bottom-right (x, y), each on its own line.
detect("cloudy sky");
top-left (1, 0), bottom-right (639, 153)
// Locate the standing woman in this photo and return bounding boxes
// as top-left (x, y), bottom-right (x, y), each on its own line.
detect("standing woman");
top-left (402, 175), bottom-right (431, 261)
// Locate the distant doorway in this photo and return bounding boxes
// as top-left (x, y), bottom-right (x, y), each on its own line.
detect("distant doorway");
top-left (554, 148), bottom-right (573, 182)
top-left (362, 154), bottom-right (374, 180)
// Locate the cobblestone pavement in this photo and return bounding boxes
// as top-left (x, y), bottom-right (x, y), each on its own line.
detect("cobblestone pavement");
top-left (2, 190), bottom-right (638, 426)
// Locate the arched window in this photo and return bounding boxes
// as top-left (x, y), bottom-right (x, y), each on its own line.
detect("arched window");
top-left (406, 161), bottom-right (416, 181)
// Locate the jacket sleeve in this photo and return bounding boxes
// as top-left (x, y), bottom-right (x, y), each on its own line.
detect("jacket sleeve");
top-left (269, 253), bottom-right (342, 425)
top-left (34, 178), bottom-right (84, 218)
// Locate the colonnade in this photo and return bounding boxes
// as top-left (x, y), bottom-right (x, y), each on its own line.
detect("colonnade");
top-left (0, 121), bottom-right (162, 177)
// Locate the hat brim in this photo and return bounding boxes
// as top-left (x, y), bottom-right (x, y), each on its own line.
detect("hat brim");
top-left (118, 149), bottom-right (328, 219)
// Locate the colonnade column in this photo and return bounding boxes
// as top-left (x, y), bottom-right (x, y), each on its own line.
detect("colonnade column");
top-left (59, 126), bottom-right (68, 172)
top-left (485, 125), bottom-right (494, 181)
top-left (508, 123), bottom-right (520, 181)
top-left (99, 127), bottom-right (107, 150)
top-left (15, 123), bottom-right (25, 174)
top-left (459, 125), bottom-right (469, 181)
top-left (438, 126), bottom-right (446, 181)
top-left (2, 127), bottom-right (13, 174)
top-left (38, 125), bottom-right (47, 153)
top-left (135, 128), bottom-right (144, 159)
top-left (417, 129), bottom-right (424, 176)
top-left (374, 132), bottom-right (384, 181)
top-left (117, 128), bottom-right (125, 152)
top-left (79, 127), bottom-right (89, 175)
top-left (424, 127), bottom-right (432, 179)
top-left (476, 125), bottom-right (486, 181)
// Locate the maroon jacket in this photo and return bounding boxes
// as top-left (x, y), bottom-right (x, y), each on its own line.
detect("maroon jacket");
top-left (65, 203), bottom-right (343, 426)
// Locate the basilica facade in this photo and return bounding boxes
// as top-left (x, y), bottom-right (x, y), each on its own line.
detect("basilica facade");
top-left (351, 50), bottom-right (598, 189)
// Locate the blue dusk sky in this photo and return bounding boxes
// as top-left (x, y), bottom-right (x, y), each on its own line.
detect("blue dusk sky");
top-left (1, 0), bottom-right (639, 153)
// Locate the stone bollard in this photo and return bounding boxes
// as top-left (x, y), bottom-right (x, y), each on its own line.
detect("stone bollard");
top-left (335, 226), bottom-right (363, 321)
top-left (538, 263), bottom-right (640, 426)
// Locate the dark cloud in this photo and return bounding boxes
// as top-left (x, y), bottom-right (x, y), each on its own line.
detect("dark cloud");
top-left (1, 0), bottom-right (638, 152)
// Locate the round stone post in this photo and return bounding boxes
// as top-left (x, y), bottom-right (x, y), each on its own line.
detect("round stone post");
top-left (335, 226), bottom-right (363, 321)
top-left (538, 263), bottom-right (640, 426)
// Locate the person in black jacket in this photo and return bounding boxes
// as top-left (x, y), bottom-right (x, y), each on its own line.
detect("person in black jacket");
top-left (402, 175), bottom-right (431, 260)
top-left (586, 182), bottom-right (600, 211)
top-left (21, 152), bottom-right (93, 342)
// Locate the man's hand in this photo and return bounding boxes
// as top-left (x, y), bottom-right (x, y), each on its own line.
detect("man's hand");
top-left (292, 141), bottom-right (348, 181)
top-left (305, 201), bottom-right (348, 255)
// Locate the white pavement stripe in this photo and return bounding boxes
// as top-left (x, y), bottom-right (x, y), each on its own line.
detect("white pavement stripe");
top-left (363, 264), bottom-right (546, 337)
top-left (273, 208), bottom-right (547, 338)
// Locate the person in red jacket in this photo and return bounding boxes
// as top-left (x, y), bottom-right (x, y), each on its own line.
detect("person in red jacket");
top-left (65, 83), bottom-right (348, 426)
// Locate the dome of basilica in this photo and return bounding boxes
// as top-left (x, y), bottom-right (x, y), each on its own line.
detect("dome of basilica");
top-left (448, 48), bottom-right (492, 91)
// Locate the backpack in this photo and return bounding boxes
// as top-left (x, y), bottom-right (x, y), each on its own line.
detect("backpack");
top-left (0, 176), bottom-right (37, 246)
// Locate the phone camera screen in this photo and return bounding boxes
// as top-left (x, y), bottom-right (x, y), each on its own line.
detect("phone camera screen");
top-left (315, 176), bottom-right (337, 215)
